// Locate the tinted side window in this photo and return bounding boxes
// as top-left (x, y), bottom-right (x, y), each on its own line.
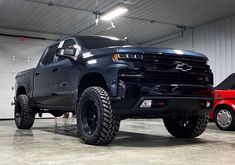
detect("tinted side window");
top-left (42, 43), bottom-right (59, 65)
top-left (58, 39), bottom-right (77, 61)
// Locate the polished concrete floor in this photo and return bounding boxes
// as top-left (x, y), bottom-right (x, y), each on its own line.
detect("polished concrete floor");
top-left (0, 118), bottom-right (234, 165)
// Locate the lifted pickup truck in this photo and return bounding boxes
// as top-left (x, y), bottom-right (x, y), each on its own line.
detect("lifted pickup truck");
top-left (14, 35), bottom-right (214, 145)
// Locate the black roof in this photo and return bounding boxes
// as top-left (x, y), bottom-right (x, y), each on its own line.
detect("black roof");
top-left (215, 73), bottom-right (235, 90)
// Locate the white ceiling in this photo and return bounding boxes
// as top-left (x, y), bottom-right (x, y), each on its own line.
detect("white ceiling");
top-left (0, 0), bottom-right (235, 44)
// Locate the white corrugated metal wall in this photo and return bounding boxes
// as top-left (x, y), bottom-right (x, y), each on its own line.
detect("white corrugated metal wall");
top-left (149, 15), bottom-right (235, 86)
top-left (0, 35), bottom-right (53, 118)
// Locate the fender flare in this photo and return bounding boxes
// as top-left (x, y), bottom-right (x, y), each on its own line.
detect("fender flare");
top-left (16, 85), bottom-right (27, 97)
top-left (214, 100), bottom-right (235, 111)
top-left (212, 100), bottom-right (235, 120)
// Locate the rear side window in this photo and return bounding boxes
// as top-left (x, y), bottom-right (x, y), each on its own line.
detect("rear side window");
top-left (58, 39), bottom-right (77, 61)
top-left (42, 43), bottom-right (59, 65)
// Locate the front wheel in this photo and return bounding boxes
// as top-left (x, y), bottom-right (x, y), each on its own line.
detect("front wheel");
top-left (215, 107), bottom-right (235, 131)
top-left (77, 87), bottom-right (120, 145)
top-left (163, 115), bottom-right (208, 138)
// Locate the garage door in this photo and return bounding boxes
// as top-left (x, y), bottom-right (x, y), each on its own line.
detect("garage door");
top-left (0, 36), bottom-right (52, 118)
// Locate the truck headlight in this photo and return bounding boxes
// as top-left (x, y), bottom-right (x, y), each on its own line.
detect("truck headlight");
top-left (112, 53), bottom-right (143, 62)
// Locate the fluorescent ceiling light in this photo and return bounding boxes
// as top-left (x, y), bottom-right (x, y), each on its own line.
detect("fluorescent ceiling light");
top-left (100, 7), bottom-right (128, 21)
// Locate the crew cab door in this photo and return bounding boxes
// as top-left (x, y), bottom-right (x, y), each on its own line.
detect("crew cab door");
top-left (33, 43), bottom-right (59, 106)
top-left (50, 39), bottom-right (80, 108)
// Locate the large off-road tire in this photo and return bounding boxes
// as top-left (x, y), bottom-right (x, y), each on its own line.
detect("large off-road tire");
top-left (77, 87), bottom-right (120, 145)
top-left (14, 95), bottom-right (35, 129)
top-left (163, 115), bottom-right (208, 138)
top-left (215, 107), bottom-right (235, 131)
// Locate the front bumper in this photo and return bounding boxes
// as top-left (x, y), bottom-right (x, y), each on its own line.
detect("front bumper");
top-left (111, 81), bottom-right (214, 118)
top-left (112, 96), bottom-right (213, 118)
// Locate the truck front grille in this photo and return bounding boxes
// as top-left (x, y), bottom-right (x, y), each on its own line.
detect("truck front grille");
top-left (142, 54), bottom-right (212, 85)
top-left (119, 54), bottom-right (213, 85)
top-left (143, 54), bottom-right (209, 74)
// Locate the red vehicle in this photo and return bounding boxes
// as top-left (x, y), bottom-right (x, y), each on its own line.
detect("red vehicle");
top-left (210, 73), bottom-right (235, 130)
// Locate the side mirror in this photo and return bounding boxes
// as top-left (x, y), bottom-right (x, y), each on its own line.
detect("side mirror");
top-left (56, 48), bottom-right (76, 60)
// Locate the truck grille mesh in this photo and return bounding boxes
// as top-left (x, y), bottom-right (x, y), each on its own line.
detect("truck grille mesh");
top-left (119, 54), bottom-right (213, 85)
top-left (142, 54), bottom-right (211, 85)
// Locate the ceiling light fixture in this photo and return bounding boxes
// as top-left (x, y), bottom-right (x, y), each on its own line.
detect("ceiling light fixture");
top-left (100, 6), bottom-right (128, 21)
top-left (95, 14), bottom-right (100, 25)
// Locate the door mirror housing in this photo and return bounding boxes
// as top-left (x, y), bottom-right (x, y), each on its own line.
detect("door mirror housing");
top-left (56, 48), bottom-right (76, 60)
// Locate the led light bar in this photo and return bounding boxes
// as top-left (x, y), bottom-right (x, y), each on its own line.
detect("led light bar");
top-left (112, 53), bottom-right (143, 62)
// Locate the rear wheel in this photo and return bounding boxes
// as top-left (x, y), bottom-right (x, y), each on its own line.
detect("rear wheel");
top-left (215, 107), bottom-right (235, 131)
top-left (77, 87), bottom-right (120, 145)
top-left (14, 95), bottom-right (35, 129)
top-left (163, 114), bottom-right (208, 138)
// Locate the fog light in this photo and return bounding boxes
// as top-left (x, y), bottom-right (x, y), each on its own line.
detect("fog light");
top-left (206, 101), bottom-right (211, 108)
top-left (140, 100), bottom-right (152, 108)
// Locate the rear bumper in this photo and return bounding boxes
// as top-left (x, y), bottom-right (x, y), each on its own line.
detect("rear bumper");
top-left (112, 96), bottom-right (213, 118)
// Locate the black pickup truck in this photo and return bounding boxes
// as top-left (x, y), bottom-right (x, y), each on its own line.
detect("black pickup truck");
top-left (14, 35), bottom-right (213, 145)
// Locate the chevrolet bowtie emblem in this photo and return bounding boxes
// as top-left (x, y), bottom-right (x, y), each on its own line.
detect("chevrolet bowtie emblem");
top-left (176, 63), bottom-right (192, 72)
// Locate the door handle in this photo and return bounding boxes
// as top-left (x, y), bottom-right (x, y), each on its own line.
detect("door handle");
top-left (35, 72), bottom-right (40, 76)
top-left (52, 68), bottom-right (58, 72)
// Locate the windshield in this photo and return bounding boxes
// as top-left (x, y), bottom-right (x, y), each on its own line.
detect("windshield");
top-left (79, 36), bottom-right (136, 50)
top-left (215, 73), bottom-right (235, 90)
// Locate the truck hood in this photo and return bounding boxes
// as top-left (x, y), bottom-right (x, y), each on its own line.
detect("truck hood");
top-left (90, 46), bottom-right (208, 60)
